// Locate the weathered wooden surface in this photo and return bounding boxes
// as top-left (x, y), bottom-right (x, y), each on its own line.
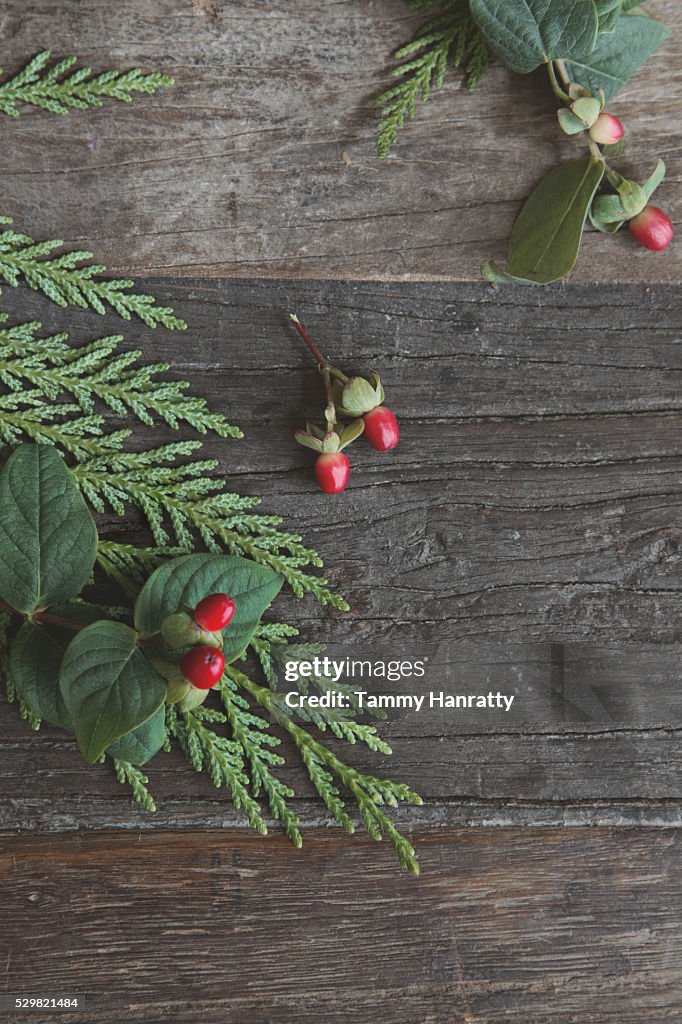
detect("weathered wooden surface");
top-left (0, 279), bottom-right (680, 843)
top-left (2, 4), bottom-right (682, 1016)
top-left (1, 828), bottom-right (681, 1024)
top-left (0, 0), bottom-right (679, 283)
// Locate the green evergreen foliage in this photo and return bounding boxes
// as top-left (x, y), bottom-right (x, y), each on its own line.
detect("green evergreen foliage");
top-left (376, 0), bottom-right (488, 157)
top-left (0, 219), bottom-right (186, 329)
top-left (0, 59), bottom-right (422, 867)
top-left (0, 313), bottom-right (418, 870)
top-left (0, 316), bottom-right (345, 609)
top-left (0, 50), bottom-right (173, 117)
top-left (229, 666), bottom-right (422, 875)
top-left (113, 759), bottom-right (157, 812)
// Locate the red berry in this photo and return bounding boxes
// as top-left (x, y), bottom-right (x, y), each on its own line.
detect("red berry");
top-left (629, 205), bottom-right (674, 252)
top-left (194, 592), bottom-right (236, 632)
top-left (315, 452), bottom-right (350, 494)
top-left (588, 112), bottom-right (624, 146)
top-left (363, 406), bottom-right (400, 452)
top-left (180, 645), bottom-right (226, 689)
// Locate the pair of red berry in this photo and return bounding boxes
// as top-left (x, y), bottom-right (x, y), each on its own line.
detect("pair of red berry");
top-left (315, 405), bottom-right (399, 494)
top-left (178, 592), bottom-right (235, 689)
top-left (588, 113), bottom-right (674, 252)
top-left (291, 315), bottom-right (400, 495)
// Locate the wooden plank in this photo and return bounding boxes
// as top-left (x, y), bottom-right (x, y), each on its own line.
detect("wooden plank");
top-left (0, 279), bottom-right (680, 830)
top-left (1, 828), bottom-right (681, 1023)
top-left (0, 0), bottom-right (679, 283)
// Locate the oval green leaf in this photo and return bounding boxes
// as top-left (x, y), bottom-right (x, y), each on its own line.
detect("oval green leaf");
top-left (9, 603), bottom-right (110, 729)
top-left (107, 705), bottom-right (166, 766)
top-left (134, 553), bottom-right (283, 664)
top-left (565, 13), bottom-right (670, 100)
top-left (642, 159), bottom-right (666, 202)
top-left (490, 157), bottom-right (605, 285)
top-left (59, 620), bottom-right (166, 763)
top-left (596, 0), bottom-right (622, 34)
top-left (0, 444), bottom-right (97, 613)
top-left (470, 0), bottom-right (599, 74)
top-left (10, 621), bottom-right (73, 730)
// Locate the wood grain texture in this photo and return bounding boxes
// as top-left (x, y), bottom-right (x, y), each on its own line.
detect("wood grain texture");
top-left (0, 279), bottom-right (680, 837)
top-left (1, 828), bottom-right (681, 1023)
top-left (0, 0), bottom-right (679, 283)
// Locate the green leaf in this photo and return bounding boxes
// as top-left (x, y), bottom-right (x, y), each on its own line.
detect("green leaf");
top-left (481, 262), bottom-right (540, 286)
top-left (10, 621), bottom-right (73, 729)
top-left (470, 0), bottom-right (599, 74)
top-left (602, 138), bottom-right (625, 158)
top-left (338, 418), bottom-right (365, 450)
top-left (590, 159), bottom-right (666, 234)
top-left (565, 13), bottom-right (670, 100)
top-left (0, 444), bottom-right (97, 613)
top-left (0, 50), bottom-right (173, 119)
top-left (107, 705), bottom-right (166, 766)
top-left (8, 602), bottom-right (102, 728)
top-left (596, 0), bottom-right (622, 33)
top-left (484, 157), bottom-right (605, 285)
top-left (616, 179), bottom-right (647, 219)
top-left (558, 108), bottom-right (588, 135)
top-left (591, 192), bottom-right (628, 224)
top-left (59, 620), bottom-right (166, 763)
top-left (642, 159), bottom-right (666, 201)
top-left (134, 553), bottom-right (283, 664)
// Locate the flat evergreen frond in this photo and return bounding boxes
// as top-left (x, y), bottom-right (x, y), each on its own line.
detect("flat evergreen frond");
top-left (0, 324), bottom-right (238, 435)
top-left (0, 50), bottom-right (173, 118)
top-left (376, 0), bottom-right (489, 157)
top-left (75, 449), bottom-right (345, 607)
top-left (229, 667), bottom-right (422, 875)
top-left (221, 673), bottom-right (302, 847)
top-left (96, 540), bottom-right (178, 598)
top-left (169, 705), bottom-right (268, 834)
top-left (113, 758), bottom-right (157, 811)
top-left (0, 403), bottom-right (129, 458)
top-left (0, 320), bottom-right (345, 609)
top-left (0, 218), bottom-right (186, 329)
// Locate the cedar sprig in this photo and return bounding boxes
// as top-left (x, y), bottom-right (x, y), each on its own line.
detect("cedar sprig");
top-left (376, 0), bottom-right (488, 157)
top-left (0, 319), bottom-right (346, 609)
top-left (229, 666), bottom-right (422, 875)
top-left (76, 449), bottom-right (339, 604)
top-left (113, 759), bottom-right (157, 812)
top-left (169, 704), bottom-right (268, 835)
top-left (0, 322), bottom-right (237, 435)
top-left (0, 50), bottom-right (173, 118)
top-left (221, 672), bottom-right (302, 847)
top-left (0, 218), bottom-right (186, 330)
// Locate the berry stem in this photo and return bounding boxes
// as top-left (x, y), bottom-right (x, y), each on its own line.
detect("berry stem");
top-left (554, 59), bottom-right (571, 89)
top-left (290, 314), bottom-right (349, 383)
top-left (322, 367), bottom-right (337, 432)
top-left (547, 61), bottom-right (569, 102)
top-left (0, 597), bottom-right (88, 632)
top-left (290, 313), bottom-right (329, 369)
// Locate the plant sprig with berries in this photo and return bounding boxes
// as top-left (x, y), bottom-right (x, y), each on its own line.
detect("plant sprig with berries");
top-left (0, 49), bottom-right (423, 874)
top-left (377, 0), bottom-right (673, 283)
top-left (291, 315), bottom-right (400, 494)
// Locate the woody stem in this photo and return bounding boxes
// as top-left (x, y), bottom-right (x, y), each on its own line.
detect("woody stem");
top-left (290, 314), bottom-right (329, 368)
top-left (0, 597), bottom-right (87, 632)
